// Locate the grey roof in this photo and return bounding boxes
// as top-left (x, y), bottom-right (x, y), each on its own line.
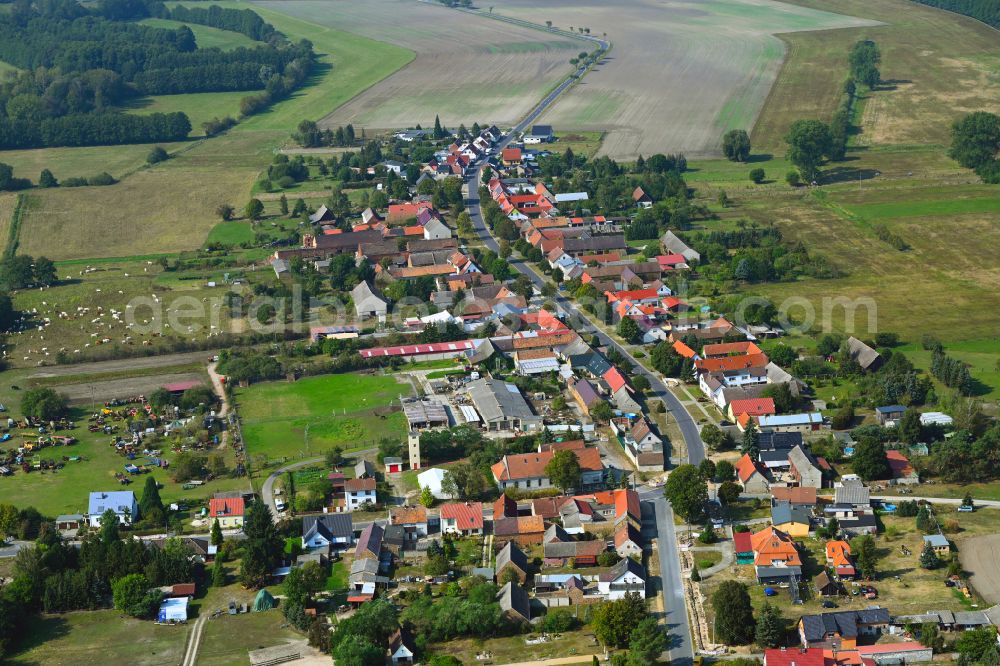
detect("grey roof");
top-left (467, 378), bottom-right (537, 423)
top-left (755, 565), bottom-right (802, 580)
top-left (383, 524), bottom-right (406, 544)
top-left (349, 557), bottom-right (381, 581)
top-left (529, 124), bottom-right (553, 136)
top-left (800, 609), bottom-right (891, 642)
top-left (661, 230), bottom-right (700, 263)
top-left (788, 445), bottom-right (822, 481)
top-left (570, 378), bottom-right (601, 407)
top-left (355, 523), bottom-right (384, 558)
top-left (569, 353), bottom-right (612, 377)
top-left (771, 502), bottom-right (812, 526)
top-left (759, 432), bottom-right (803, 451)
top-left (835, 481), bottom-right (870, 506)
top-left (351, 281), bottom-right (387, 314)
top-left (302, 514), bottom-right (353, 540)
top-left (545, 523), bottom-right (571, 543)
top-left (308, 205), bottom-right (331, 223)
top-left (561, 235), bottom-right (627, 254)
top-left (355, 460), bottom-right (376, 479)
top-left (840, 514), bottom-right (878, 529)
top-left (466, 338), bottom-right (496, 365)
top-left (497, 581), bottom-right (531, 621)
top-left (924, 534), bottom-right (950, 548)
top-left (495, 541), bottom-right (528, 575)
top-left (875, 405), bottom-right (906, 414)
top-left (954, 611), bottom-right (989, 626)
top-left (472, 567), bottom-right (495, 579)
top-left (846, 336), bottom-right (881, 370)
top-left (598, 557), bottom-right (644, 583)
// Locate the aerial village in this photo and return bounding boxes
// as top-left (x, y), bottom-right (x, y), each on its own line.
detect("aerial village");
top-left (2, 119), bottom-right (996, 666)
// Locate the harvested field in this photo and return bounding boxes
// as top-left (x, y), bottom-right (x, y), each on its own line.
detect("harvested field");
top-left (253, 0), bottom-right (581, 130)
top-left (492, 0), bottom-right (877, 159)
top-left (52, 371), bottom-right (205, 405)
top-left (754, 0), bottom-right (1000, 151)
top-left (961, 534), bottom-right (1000, 604)
top-left (16, 163), bottom-right (256, 260)
top-left (0, 192), bottom-right (19, 253)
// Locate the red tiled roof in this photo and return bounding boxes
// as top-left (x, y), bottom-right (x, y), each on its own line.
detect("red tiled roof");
top-left (615, 523), bottom-right (641, 548)
top-left (703, 341), bottom-right (762, 357)
top-left (695, 353), bottom-right (770, 373)
top-left (751, 526), bottom-right (801, 566)
top-left (733, 531), bottom-right (753, 553)
top-left (602, 367), bottom-right (629, 394)
top-left (614, 489), bottom-right (641, 521)
top-left (491, 447), bottom-right (602, 482)
top-left (345, 478), bottom-right (376, 493)
top-left (440, 502), bottom-right (484, 530)
top-left (730, 398), bottom-right (776, 418)
top-left (501, 147), bottom-right (522, 162)
top-left (886, 450), bottom-right (915, 478)
top-left (764, 648), bottom-right (827, 666)
top-left (735, 453), bottom-right (766, 483)
top-left (609, 288), bottom-right (659, 302)
top-left (390, 506), bottom-right (427, 525)
top-left (209, 497), bottom-right (244, 518)
top-left (771, 486), bottom-right (817, 505)
top-left (673, 340), bottom-right (697, 359)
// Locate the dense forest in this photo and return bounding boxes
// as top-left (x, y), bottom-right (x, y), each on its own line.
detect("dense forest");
top-left (911, 0), bottom-right (1000, 28)
top-left (0, 0), bottom-right (315, 148)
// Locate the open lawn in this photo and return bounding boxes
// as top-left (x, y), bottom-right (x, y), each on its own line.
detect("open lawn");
top-left (141, 17), bottom-right (260, 50)
top-left (493, 0), bottom-right (876, 159)
top-left (753, 0), bottom-right (1000, 151)
top-left (0, 142), bottom-right (188, 183)
top-left (7, 609), bottom-right (189, 666)
top-left (196, 609), bottom-right (305, 666)
top-left (0, 192), bottom-right (19, 253)
top-left (237, 372), bottom-right (411, 462)
top-left (124, 91), bottom-right (249, 136)
top-left (253, 0), bottom-right (579, 131)
top-left (896, 339), bottom-right (1000, 400)
top-left (427, 629), bottom-right (602, 664)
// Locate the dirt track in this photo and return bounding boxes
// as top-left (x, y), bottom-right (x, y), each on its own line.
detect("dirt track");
top-left (960, 534), bottom-right (1000, 604)
top-left (26, 350), bottom-right (218, 379)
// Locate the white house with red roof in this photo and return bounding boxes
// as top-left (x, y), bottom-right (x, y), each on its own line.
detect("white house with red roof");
top-left (439, 502), bottom-right (484, 536)
top-left (208, 497), bottom-right (245, 529)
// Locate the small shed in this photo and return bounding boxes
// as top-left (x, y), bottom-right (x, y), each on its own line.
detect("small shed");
top-left (875, 405), bottom-right (906, 426)
top-left (384, 457), bottom-right (404, 474)
top-left (815, 571), bottom-right (842, 596)
top-left (252, 589), bottom-right (276, 612)
top-left (157, 596), bottom-right (189, 623)
top-left (734, 531), bottom-right (754, 565)
top-left (924, 534), bottom-right (950, 555)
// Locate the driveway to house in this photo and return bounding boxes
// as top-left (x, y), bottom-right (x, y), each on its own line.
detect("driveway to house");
top-left (260, 447), bottom-right (379, 523)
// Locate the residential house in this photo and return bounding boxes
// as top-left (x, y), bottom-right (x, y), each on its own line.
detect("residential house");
top-left (352, 281), bottom-right (388, 323)
top-left (492, 496), bottom-right (546, 546)
top-left (632, 186), bottom-right (653, 209)
top-left (661, 230), bottom-right (700, 264)
top-left (495, 541), bottom-right (529, 584)
top-left (388, 629), bottom-right (415, 666)
top-left (798, 608), bottom-right (891, 649)
top-left (875, 405), bottom-right (906, 426)
top-left (439, 502), bottom-right (484, 536)
top-left (610, 417), bottom-right (664, 471)
top-left (771, 502), bottom-right (812, 538)
top-left (498, 582), bottom-right (532, 623)
top-left (344, 478), bottom-right (377, 511)
top-left (302, 514), bottom-right (354, 551)
top-left (728, 397), bottom-right (776, 422)
top-left (597, 558), bottom-right (646, 600)
top-left (771, 486), bottom-right (817, 508)
top-left (354, 459), bottom-right (376, 480)
top-left (845, 337), bottom-right (883, 372)
top-left (355, 523), bottom-right (384, 560)
top-left (490, 447), bottom-right (604, 492)
top-left (789, 445), bottom-right (825, 489)
top-left (543, 524), bottom-right (607, 566)
top-left (887, 450), bottom-right (919, 485)
top-left (389, 506), bottom-right (428, 543)
top-left (832, 479), bottom-right (870, 514)
top-left (208, 497), bottom-right (245, 529)
top-left (524, 124), bottom-right (554, 144)
top-left (751, 526), bottom-right (803, 584)
top-left (923, 534), bottom-right (950, 556)
top-left (423, 218), bottom-right (452, 240)
top-left (614, 523), bottom-right (643, 558)
top-left (568, 377), bottom-right (603, 416)
top-left (88, 491), bottom-right (139, 527)
top-left (736, 453), bottom-right (770, 494)
top-left (826, 540), bottom-right (856, 579)
top-left (757, 413), bottom-right (826, 433)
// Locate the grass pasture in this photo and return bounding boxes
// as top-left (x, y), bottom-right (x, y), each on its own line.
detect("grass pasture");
top-left (124, 91), bottom-right (248, 135)
top-left (237, 372), bottom-right (411, 462)
top-left (753, 0), bottom-right (1000, 151)
top-left (491, 0), bottom-right (876, 159)
top-left (140, 17), bottom-right (260, 50)
top-left (252, 0), bottom-right (579, 131)
top-left (0, 142), bottom-right (188, 183)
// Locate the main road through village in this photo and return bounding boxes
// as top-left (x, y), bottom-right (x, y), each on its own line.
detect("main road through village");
top-left (461, 40), bottom-right (705, 663)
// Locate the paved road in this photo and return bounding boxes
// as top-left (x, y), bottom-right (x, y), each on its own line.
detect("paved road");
top-left (645, 491), bottom-right (695, 666)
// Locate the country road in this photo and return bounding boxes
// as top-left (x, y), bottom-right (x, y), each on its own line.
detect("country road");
top-left (462, 75), bottom-right (703, 661)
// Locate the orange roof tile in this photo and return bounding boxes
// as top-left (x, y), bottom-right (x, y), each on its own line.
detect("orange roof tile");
top-left (440, 502), bottom-right (484, 530)
top-left (390, 506), bottom-right (428, 525)
top-left (735, 453), bottom-right (767, 483)
top-left (750, 526), bottom-right (801, 566)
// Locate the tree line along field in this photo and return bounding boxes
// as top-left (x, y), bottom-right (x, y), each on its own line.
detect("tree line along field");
top-left (252, 0), bottom-right (582, 130)
top-left (236, 372), bottom-right (410, 464)
top-left (0, 0), bottom-right (415, 261)
top-left (751, 0), bottom-right (1000, 152)
top-left (489, 0), bottom-right (877, 159)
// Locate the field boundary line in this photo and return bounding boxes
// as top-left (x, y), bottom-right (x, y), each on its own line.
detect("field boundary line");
top-left (3, 192), bottom-right (25, 260)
